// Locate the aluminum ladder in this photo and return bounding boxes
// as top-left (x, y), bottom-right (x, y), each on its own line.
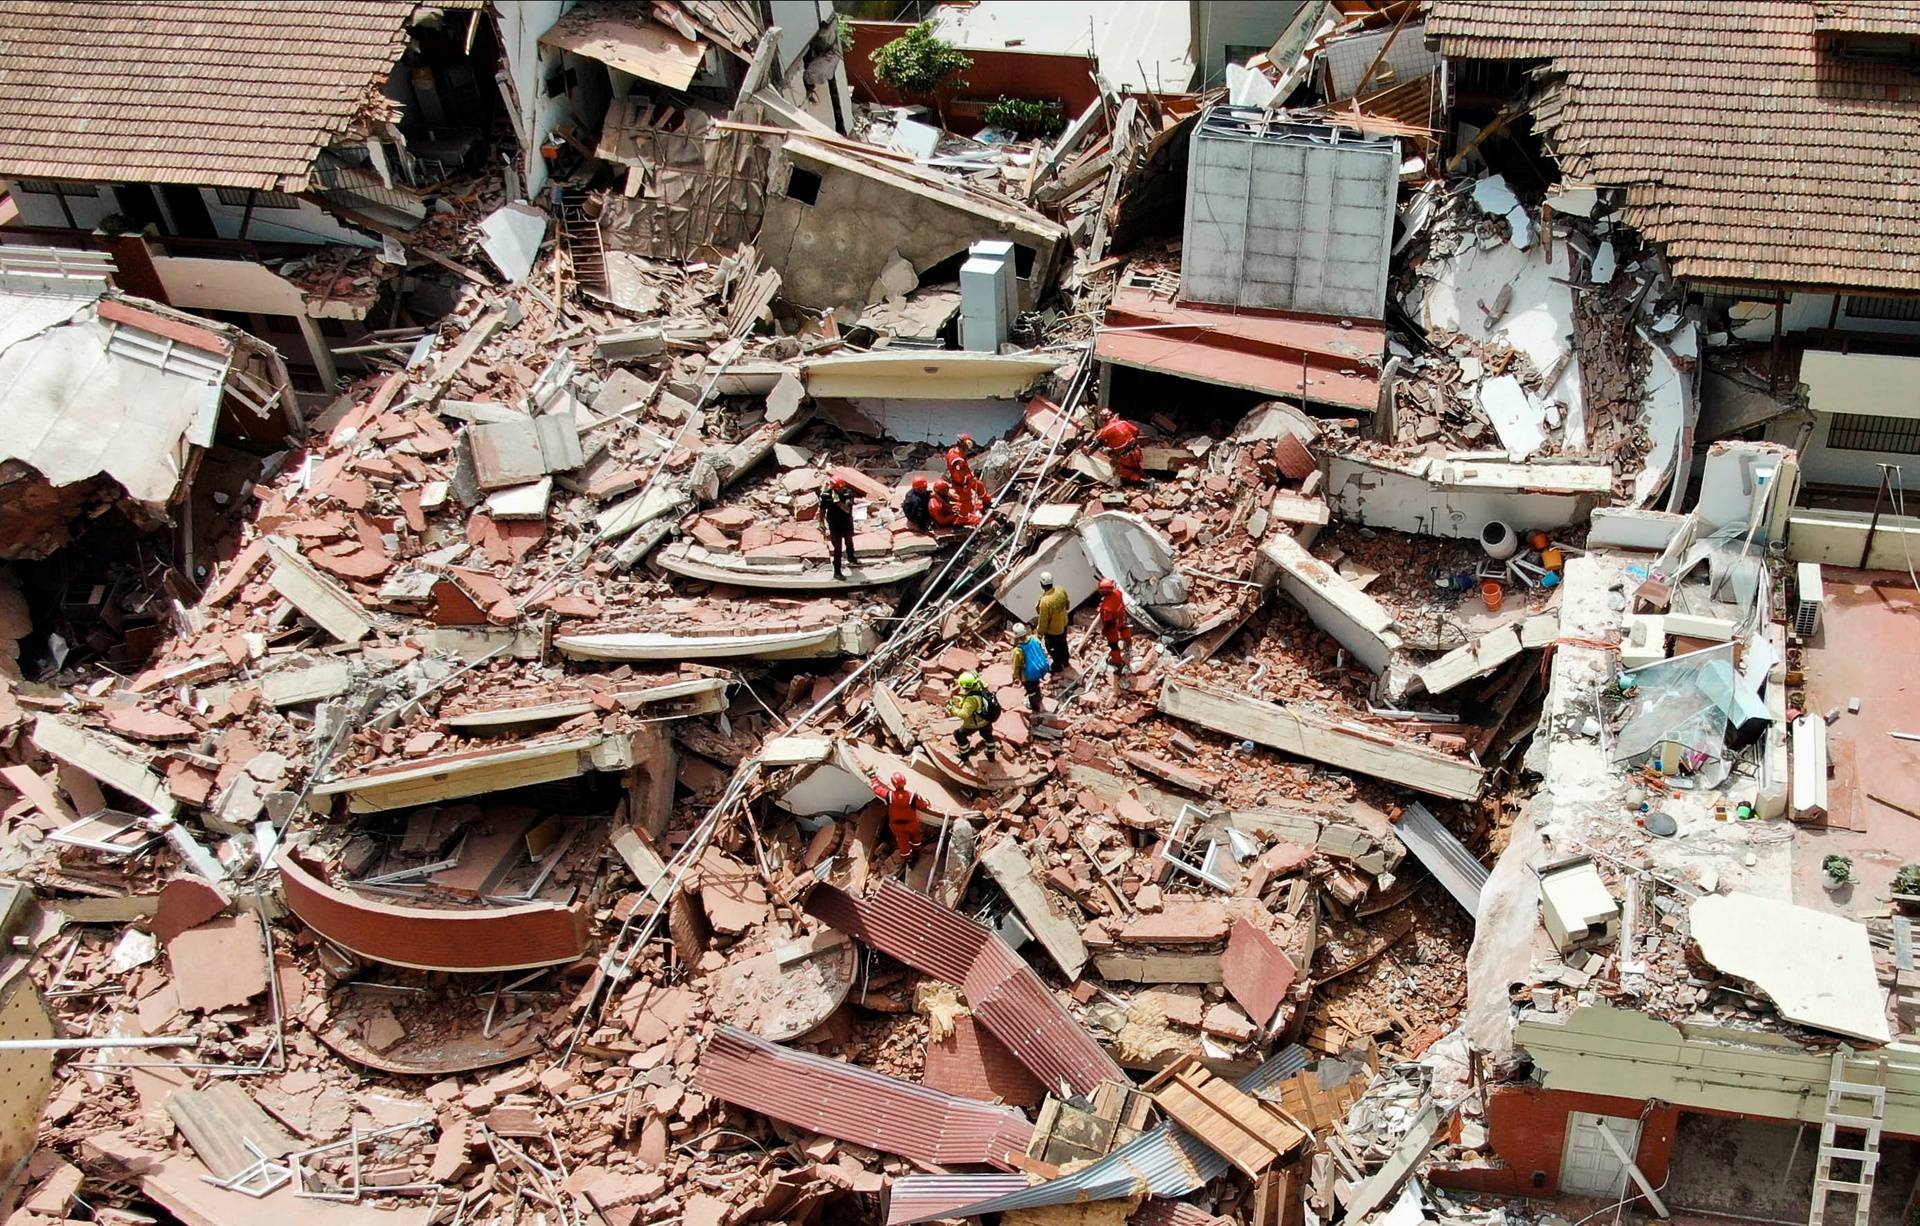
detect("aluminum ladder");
top-left (1808, 1047), bottom-right (1886, 1226)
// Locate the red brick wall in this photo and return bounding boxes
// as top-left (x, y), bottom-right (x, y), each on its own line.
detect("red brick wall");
top-left (845, 21), bottom-right (1101, 137)
top-left (1428, 1086), bottom-right (1679, 1207)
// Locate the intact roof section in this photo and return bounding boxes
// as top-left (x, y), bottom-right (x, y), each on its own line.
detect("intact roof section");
top-left (692, 1025), bottom-right (1034, 1169)
top-left (1427, 0), bottom-right (1920, 292)
top-left (0, 0), bottom-right (426, 191)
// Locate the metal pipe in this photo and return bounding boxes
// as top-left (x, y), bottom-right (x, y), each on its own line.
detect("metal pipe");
top-left (0, 1035), bottom-right (199, 1050)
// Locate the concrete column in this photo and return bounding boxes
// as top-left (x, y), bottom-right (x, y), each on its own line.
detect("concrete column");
top-left (295, 313), bottom-right (339, 390)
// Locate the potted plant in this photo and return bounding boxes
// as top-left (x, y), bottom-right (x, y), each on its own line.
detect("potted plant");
top-left (869, 20), bottom-right (971, 126)
top-left (1824, 854), bottom-right (1854, 890)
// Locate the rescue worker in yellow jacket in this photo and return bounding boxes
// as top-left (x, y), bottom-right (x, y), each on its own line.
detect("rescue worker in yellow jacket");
top-left (945, 672), bottom-right (999, 762)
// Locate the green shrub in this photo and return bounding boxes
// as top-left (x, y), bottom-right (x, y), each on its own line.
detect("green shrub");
top-left (1824, 853), bottom-right (1854, 883)
top-left (981, 95), bottom-right (1067, 138)
top-left (870, 20), bottom-right (971, 97)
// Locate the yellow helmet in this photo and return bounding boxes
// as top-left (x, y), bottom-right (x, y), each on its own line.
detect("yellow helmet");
top-left (957, 672), bottom-right (982, 689)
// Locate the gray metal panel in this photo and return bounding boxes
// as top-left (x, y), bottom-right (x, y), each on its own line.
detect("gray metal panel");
top-left (1396, 801), bottom-right (1489, 916)
top-left (893, 1045), bottom-right (1314, 1223)
top-left (1179, 105), bottom-right (1397, 318)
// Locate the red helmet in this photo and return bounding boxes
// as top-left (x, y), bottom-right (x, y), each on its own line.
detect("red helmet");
top-left (912, 476), bottom-right (929, 490)
top-left (830, 475), bottom-right (850, 489)
top-left (891, 772), bottom-right (907, 787)
top-left (935, 479), bottom-right (951, 493)
top-left (1099, 578), bottom-right (1119, 592)
top-left (1100, 407), bottom-right (1116, 422)
top-left (957, 433), bottom-right (975, 449)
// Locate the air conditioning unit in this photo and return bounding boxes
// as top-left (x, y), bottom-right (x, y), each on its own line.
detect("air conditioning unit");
top-left (1794, 561), bottom-right (1825, 637)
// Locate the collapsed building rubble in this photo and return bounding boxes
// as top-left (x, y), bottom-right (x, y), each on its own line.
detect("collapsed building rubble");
top-left (2, 2), bottom-right (1917, 1225)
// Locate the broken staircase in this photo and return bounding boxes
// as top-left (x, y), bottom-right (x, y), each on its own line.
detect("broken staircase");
top-left (559, 189), bottom-right (608, 297)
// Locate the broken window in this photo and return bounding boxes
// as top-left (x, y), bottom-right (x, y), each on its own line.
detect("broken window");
top-left (785, 166), bottom-right (822, 206)
top-left (1826, 411), bottom-right (1920, 454)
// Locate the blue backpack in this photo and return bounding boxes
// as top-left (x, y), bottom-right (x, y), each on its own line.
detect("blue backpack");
top-left (1019, 637), bottom-right (1051, 681)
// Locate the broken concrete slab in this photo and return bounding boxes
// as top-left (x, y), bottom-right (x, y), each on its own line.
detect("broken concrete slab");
top-left (1222, 920), bottom-right (1297, 1028)
top-left (1160, 679), bottom-right (1484, 800)
top-left (980, 840), bottom-right (1088, 981)
top-left (265, 539), bottom-right (372, 642)
top-left (1417, 622), bottom-right (1524, 696)
top-left (166, 917), bottom-right (267, 1013)
top-left (1256, 533), bottom-right (1401, 674)
top-left (1689, 892), bottom-right (1890, 1043)
top-left (261, 659), bottom-right (356, 708)
top-left (31, 714), bottom-right (177, 819)
top-left (469, 414), bottom-right (583, 490)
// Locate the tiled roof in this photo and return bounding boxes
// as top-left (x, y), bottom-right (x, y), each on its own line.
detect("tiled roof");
top-left (1814, 1), bottom-right (1920, 35)
top-left (0, 0), bottom-right (425, 191)
top-left (1427, 1), bottom-right (1920, 292)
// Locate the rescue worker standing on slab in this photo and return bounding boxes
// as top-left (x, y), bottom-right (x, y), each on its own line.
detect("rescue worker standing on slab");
top-left (1033, 572), bottom-right (1071, 674)
top-left (1009, 621), bottom-right (1051, 713)
top-left (946, 433), bottom-right (989, 521)
top-left (946, 672), bottom-right (998, 762)
top-left (1096, 409), bottom-right (1145, 483)
top-left (901, 475), bottom-right (935, 532)
top-left (870, 770), bottom-right (927, 857)
top-left (1097, 577), bottom-right (1133, 672)
top-left (821, 474), bottom-right (858, 579)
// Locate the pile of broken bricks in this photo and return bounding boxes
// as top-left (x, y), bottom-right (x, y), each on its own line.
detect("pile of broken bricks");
top-left (0, 130), bottom-right (1540, 1226)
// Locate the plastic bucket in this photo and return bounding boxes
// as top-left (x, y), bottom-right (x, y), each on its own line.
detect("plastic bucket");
top-left (1481, 580), bottom-right (1504, 611)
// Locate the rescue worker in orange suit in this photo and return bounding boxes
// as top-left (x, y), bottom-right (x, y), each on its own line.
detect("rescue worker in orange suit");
top-left (821, 474), bottom-right (858, 579)
top-left (928, 479), bottom-right (965, 529)
top-left (1097, 577), bottom-right (1133, 672)
top-left (870, 771), bottom-right (927, 857)
top-left (946, 434), bottom-right (989, 522)
top-left (901, 475), bottom-right (935, 532)
top-left (1096, 409), bottom-right (1145, 483)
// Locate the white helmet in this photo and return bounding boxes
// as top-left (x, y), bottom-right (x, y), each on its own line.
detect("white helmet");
top-left (1039, 572), bottom-right (1055, 587)
top-left (1012, 622), bottom-right (1029, 637)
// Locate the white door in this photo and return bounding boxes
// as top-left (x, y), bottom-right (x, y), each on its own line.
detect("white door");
top-left (1561, 1112), bottom-right (1643, 1197)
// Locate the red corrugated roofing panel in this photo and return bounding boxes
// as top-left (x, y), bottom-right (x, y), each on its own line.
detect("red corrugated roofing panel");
top-left (964, 938), bottom-right (1121, 1098)
top-left (694, 1025), bottom-right (1032, 1169)
top-left (1097, 278), bottom-right (1385, 412)
top-left (924, 1014), bottom-right (1048, 1108)
top-left (806, 881), bottom-right (1123, 1095)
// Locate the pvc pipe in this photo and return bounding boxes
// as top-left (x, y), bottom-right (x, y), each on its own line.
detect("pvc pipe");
top-left (0, 1035), bottom-right (200, 1051)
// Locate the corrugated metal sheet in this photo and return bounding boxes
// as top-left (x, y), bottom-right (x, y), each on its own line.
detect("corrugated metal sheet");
top-left (693, 1026), bottom-right (1032, 1170)
top-left (1396, 801), bottom-right (1489, 916)
top-left (805, 880), bottom-right (982, 984)
top-left (806, 881), bottom-right (1123, 1094)
top-left (963, 938), bottom-right (1119, 1097)
top-left (891, 1045), bottom-right (1313, 1223)
top-left (885, 1175), bottom-right (1031, 1226)
top-left (1096, 272), bottom-right (1385, 412)
top-left (1131, 1201), bottom-right (1234, 1226)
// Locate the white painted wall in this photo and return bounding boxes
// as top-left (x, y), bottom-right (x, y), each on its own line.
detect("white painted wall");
top-left (1325, 453), bottom-right (1606, 540)
top-left (494, 0), bottom-right (570, 197)
top-left (1725, 289), bottom-right (1920, 341)
top-left (197, 190), bottom-right (378, 247)
top-left (4, 181), bottom-right (117, 231)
